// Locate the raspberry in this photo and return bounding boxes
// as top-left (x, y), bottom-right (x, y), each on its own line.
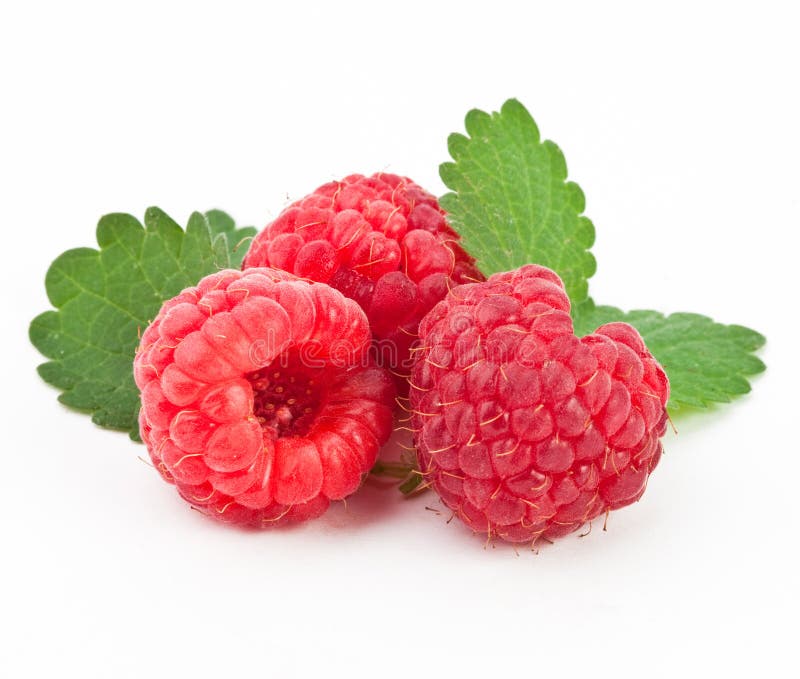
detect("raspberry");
top-left (242, 173), bottom-right (484, 385)
top-left (134, 267), bottom-right (396, 527)
top-left (410, 265), bottom-right (669, 544)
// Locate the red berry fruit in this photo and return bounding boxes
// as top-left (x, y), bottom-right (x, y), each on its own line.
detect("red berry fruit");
top-left (410, 265), bottom-right (669, 544)
top-left (134, 267), bottom-right (396, 527)
top-left (242, 173), bottom-right (484, 385)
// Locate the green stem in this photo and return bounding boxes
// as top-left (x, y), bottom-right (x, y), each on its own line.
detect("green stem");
top-left (370, 460), bottom-right (415, 479)
top-left (370, 460), bottom-right (427, 495)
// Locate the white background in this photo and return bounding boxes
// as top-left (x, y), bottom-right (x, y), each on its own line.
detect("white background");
top-left (2, 2), bottom-right (798, 677)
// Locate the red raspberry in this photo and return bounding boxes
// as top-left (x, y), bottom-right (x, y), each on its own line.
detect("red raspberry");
top-left (410, 265), bottom-right (669, 544)
top-left (134, 267), bottom-right (395, 527)
top-left (242, 173), bottom-right (484, 384)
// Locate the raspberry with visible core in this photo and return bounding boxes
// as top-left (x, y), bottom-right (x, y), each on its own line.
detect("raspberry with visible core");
top-left (134, 267), bottom-right (396, 527)
top-left (242, 173), bottom-right (484, 384)
top-left (410, 265), bottom-right (669, 544)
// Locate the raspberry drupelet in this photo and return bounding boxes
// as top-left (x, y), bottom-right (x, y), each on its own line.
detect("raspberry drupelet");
top-left (242, 173), bottom-right (484, 386)
top-left (410, 265), bottom-right (669, 544)
top-left (134, 267), bottom-right (395, 527)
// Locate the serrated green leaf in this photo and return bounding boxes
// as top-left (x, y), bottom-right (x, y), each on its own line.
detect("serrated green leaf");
top-left (206, 209), bottom-right (254, 268)
top-left (30, 209), bottom-right (256, 440)
top-left (572, 300), bottom-right (766, 412)
top-left (440, 98), bottom-right (596, 302)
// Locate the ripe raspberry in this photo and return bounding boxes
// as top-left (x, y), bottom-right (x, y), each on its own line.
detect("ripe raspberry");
top-left (134, 267), bottom-right (395, 527)
top-left (410, 265), bottom-right (669, 544)
top-left (242, 173), bottom-right (484, 384)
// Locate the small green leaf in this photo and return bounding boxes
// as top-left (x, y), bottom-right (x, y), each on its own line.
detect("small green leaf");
top-left (572, 300), bottom-right (766, 412)
top-left (440, 98), bottom-right (596, 302)
top-left (205, 208), bottom-right (255, 268)
top-left (30, 209), bottom-right (256, 440)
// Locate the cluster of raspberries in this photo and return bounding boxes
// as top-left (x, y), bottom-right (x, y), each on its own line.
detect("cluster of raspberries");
top-left (135, 173), bottom-right (669, 544)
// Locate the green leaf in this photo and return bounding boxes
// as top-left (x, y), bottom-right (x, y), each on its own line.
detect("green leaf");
top-left (440, 98), bottom-right (596, 302)
top-left (205, 208), bottom-right (255, 268)
top-left (572, 300), bottom-right (766, 412)
top-left (30, 208), bottom-right (256, 440)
